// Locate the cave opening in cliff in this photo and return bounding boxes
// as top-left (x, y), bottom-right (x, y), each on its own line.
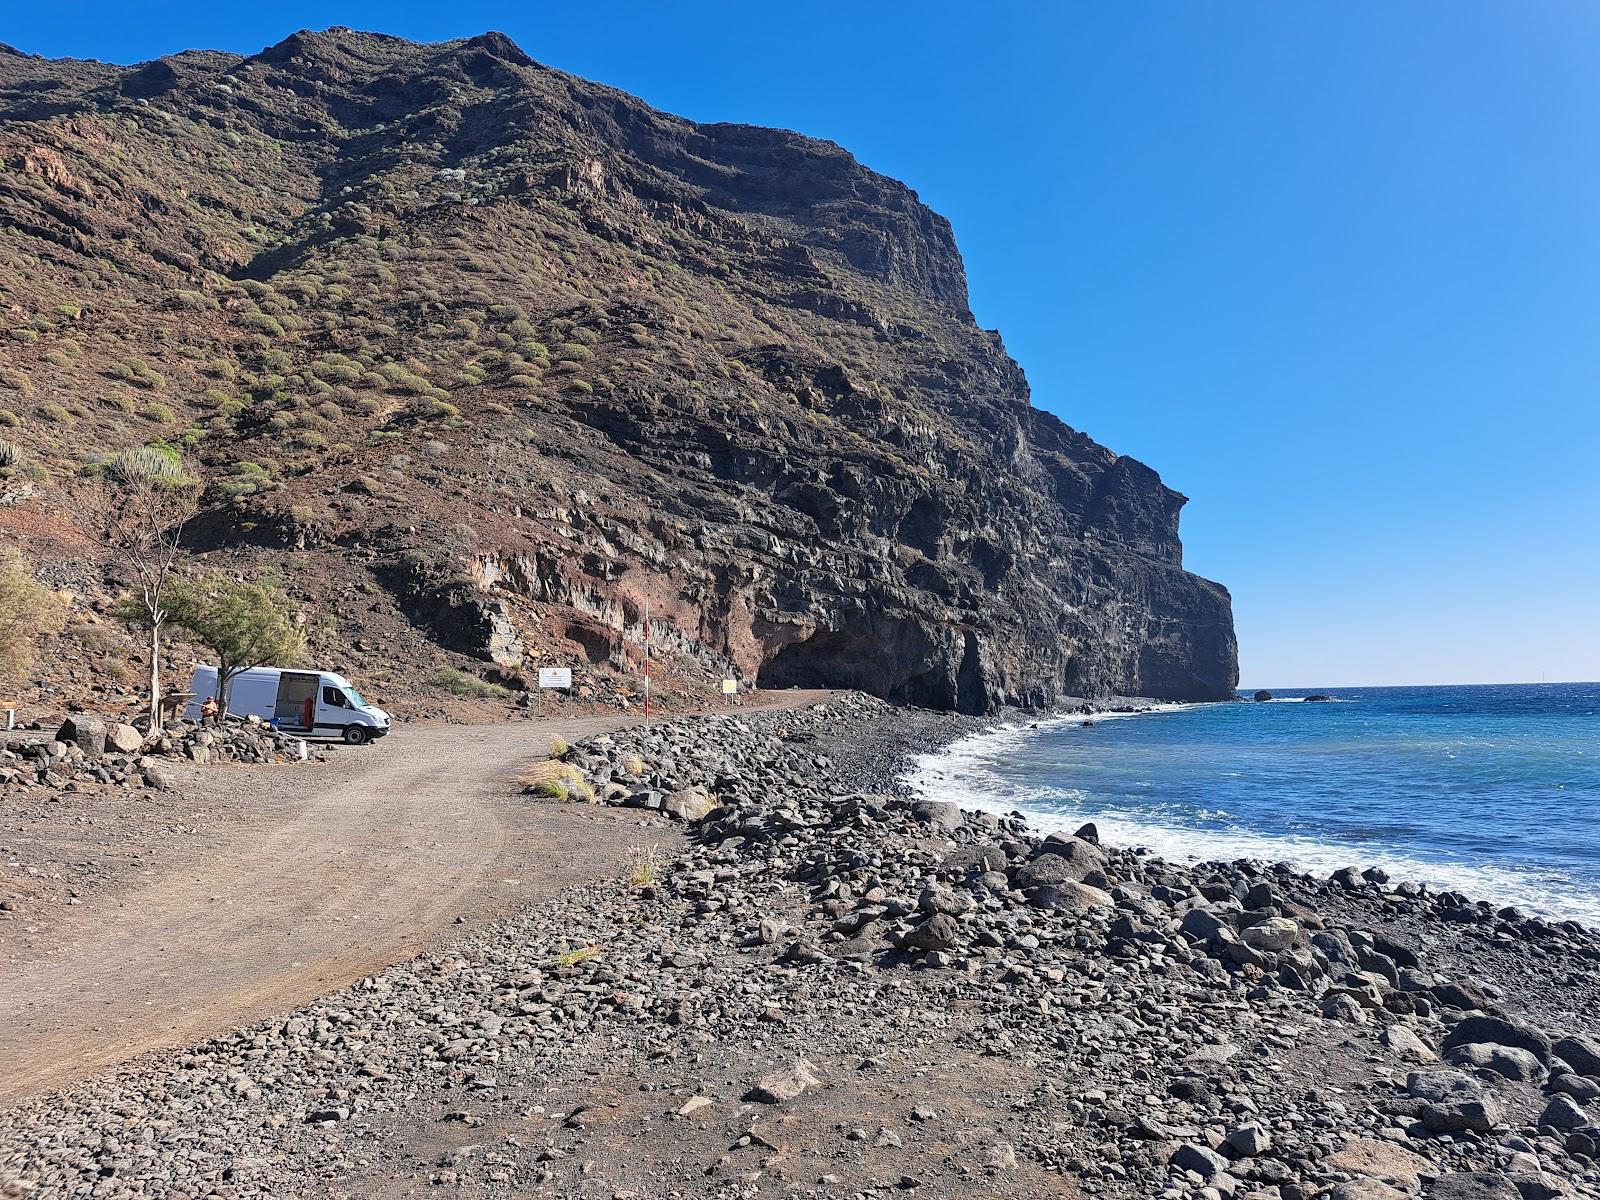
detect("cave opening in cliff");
top-left (758, 624), bottom-right (992, 715)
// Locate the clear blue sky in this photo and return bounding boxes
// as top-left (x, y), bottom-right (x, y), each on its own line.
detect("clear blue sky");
top-left (10, 2), bottom-right (1599, 688)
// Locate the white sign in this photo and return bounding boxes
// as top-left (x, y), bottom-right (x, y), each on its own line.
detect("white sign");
top-left (538, 667), bottom-right (573, 689)
top-left (721, 678), bottom-right (738, 695)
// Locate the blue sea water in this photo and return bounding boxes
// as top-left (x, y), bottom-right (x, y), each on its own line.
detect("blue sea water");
top-left (908, 683), bottom-right (1600, 926)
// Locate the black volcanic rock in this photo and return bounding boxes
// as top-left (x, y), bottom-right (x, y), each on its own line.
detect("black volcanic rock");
top-left (0, 28), bottom-right (1237, 710)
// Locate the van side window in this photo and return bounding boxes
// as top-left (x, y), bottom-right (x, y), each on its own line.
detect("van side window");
top-left (323, 686), bottom-right (347, 708)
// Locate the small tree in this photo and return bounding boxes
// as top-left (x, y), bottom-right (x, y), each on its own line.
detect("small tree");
top-left (167, 573), bottom-right (305, 715)
top-left (0, 549), bottom-right (67, 687)
top-left (88, 446), bottom-right (199, 730)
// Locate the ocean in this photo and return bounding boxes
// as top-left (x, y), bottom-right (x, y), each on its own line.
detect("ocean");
top-left (907, 682), bottom-right (1600, 926)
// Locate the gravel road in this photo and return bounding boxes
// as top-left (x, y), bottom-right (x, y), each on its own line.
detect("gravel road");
top-left (0, 692), bottom-right (831, 1100)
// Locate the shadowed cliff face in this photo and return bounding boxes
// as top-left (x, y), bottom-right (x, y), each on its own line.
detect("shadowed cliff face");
top-left (0, 28), bottom-right (1238, 711)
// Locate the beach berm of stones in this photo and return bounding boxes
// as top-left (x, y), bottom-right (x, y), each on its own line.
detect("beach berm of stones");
top-left (2, 693), bottom-right (1597, 1198)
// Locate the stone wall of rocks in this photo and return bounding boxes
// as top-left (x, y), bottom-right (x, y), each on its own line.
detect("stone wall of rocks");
top-left (1, 713), bottom-right (322, 793)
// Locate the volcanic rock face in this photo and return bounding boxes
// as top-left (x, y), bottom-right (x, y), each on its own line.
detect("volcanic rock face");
top-left (0, 28), bottom-right (1237, 710)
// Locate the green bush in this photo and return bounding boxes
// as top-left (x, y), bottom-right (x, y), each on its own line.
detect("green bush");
top-left (169, 290), bottom-right (217, 311)
top-left (240, 312), bottom-right (285, 337)
top-left (416, 398), bottom-right (459, 419)
top-left (142, 402), bottom-right (175, 424)
top-left (0, 409), bottom-right (19, 427)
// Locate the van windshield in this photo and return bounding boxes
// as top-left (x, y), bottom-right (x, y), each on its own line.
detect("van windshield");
top-left (344, 684), bottom-right (368, 708)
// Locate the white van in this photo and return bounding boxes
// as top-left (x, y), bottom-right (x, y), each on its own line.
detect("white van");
top-left (183, 665), bottom-right (391, 744)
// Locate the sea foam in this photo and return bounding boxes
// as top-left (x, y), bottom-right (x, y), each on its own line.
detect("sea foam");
top-left (906, 705), bottom-right (1600, 928)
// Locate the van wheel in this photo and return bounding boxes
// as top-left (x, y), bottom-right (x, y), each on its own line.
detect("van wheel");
top-left (343, 726), bottom-right (370, 746)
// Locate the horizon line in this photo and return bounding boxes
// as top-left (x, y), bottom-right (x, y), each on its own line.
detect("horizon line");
top-left (1235, 679), bottom-right (1598, 692)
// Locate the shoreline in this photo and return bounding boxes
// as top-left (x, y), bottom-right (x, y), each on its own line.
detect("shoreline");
top-left (903, 693), bottom-right (1600, 932)
top-left (3, 693), bottom-right (1599, 1198)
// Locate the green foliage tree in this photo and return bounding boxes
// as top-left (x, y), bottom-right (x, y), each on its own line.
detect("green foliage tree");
top-left (0, 548), bottom-right (67, 687)
top-left (88, 446), bottom-right (199, 730)
top-left (167, 573), bottom-right (305, 714)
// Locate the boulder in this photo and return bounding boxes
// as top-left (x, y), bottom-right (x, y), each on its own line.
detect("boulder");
top-left (1322, 1137), bottom-right (1434, 1193)
top-left (746, 1057), bottom-right (820, 1104)
top-left (916, 884), bottom-right (974, 916)
top-left (909, 799), bottom-right (964, 831)
top-left (1170, 1142), bottom-right (1228, 1180)
top-left (1326, 1183), bottom-right (1407, 1200)
top-left (1443, 1015), bottom-right (1552, 1065)
top-left (1445, 1042), bottom-right (1545, 1082)
top-left (1538, 1094), bottom-right (1593, 1132)
top-left (1550, 1073), bottom-right (1600, 1103)
top-left (1252, 690), bottom-right (1272, 702)
top-left (141, 764), bottom-right (174, 791)
top-left (1554, 1034), bottom-right (1600, 1078)
top-left (1408, 1069), bottom-right (1501, 1134)
top-left (1424, 1174), bottom-right (1522, 1200)
top-left (106, 722), bottom-right (143, 753)
top-left (1180, 907), bottom-right (1232, 943)
top-left (1223, 1122), bottom-right (1270, 1157)
top-left (660, 787), bottom-right (716, 822)
top-left (1011, 838), bottom-right (1104, 888)
top-left (1239, 916), bottom-right (1298, 953)
top-left (1025, 880), bottom-right (1112, 914)
top-left (56, 715), bottom-right (107, 759)
top-left (903, 913), bottom-right (959, 953)
top-left (1381, 1025), bottom-right (1437, 1064)
top-left (1422, 1094), bottom-right (1501, 1135)
top-left (1431, 978), bottom-right (1497, 1012)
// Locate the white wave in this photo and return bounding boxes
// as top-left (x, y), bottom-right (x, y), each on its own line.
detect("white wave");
top-left (904, 717), bottom-right (1600, 928)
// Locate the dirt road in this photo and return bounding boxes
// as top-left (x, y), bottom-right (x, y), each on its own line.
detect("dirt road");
top-left (0, 694), bottom-right (828, 1101)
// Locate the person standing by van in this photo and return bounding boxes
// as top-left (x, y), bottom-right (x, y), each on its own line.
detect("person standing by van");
top-left (200, 696), bottom-right (220, 728)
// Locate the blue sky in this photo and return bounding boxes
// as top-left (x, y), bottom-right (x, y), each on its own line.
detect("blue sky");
top-left (10, 2), bottom-right (1598, 687)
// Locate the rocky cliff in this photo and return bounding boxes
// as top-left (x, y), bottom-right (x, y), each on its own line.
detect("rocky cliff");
top-left (0, 28), bottom-right (1237, 712)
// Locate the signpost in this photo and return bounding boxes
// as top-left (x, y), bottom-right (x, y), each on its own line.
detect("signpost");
top-left (0, 698), bottom-right (16, 731)
top-left (721, 678), bottom-right (737, 707)
top-left (537, 667), bottom-right (573, 690)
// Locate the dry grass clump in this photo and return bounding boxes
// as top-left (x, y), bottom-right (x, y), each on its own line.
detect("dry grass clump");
top-left (519, 758), bottom-right (595, 802)
top-left (624, 843), bottom-right (662, 887)
top-left (430, 666), bottom-right (511, 699)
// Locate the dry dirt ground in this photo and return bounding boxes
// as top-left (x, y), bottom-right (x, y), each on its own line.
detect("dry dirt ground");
top-left (0, 690), bottom-right (832, 1101)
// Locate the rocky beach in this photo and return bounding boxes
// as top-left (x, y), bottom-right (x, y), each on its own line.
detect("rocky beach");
top-left (4, 693), bottom-right (1598, 1199)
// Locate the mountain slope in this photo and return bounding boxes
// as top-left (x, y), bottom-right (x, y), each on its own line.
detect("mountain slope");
top-left (0, 28), bottom-right (1237, 712)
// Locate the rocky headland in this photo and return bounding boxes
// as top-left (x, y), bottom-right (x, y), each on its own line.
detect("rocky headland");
top-left (4, 694), bottom-right (1597, 1199)
top-left (0, 28), bottom-right (1235, 717)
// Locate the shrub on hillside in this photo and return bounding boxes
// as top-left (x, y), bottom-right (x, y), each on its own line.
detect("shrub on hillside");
top-left (430, 666), bottom-right (511, 699)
